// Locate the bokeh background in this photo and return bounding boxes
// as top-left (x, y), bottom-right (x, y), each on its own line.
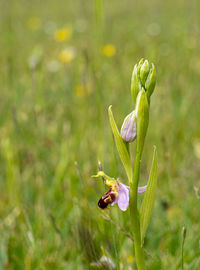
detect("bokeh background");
top-left (0, 0), bottom-right (200, 269)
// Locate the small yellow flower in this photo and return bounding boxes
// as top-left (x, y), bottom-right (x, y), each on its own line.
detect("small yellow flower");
top-left (75, 83), bottom-right (92, 97)
top-left (27, 17), bottom-right (41, 31)
top-left (127, 255), bottom-right (134, 264)
top-left (102, 44), bottom-right (116, 57)
top-left (75, 85), bottom-right (85, 97)
top-left (54, 27), bottom-right (71, 42)
top-left (59, 48), bottom-right (75, 63)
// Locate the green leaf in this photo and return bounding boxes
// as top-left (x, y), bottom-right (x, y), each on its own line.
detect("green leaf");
top-left (140, 146), bottom-right (158, 246)
top-left (108, 105), bottom-right (132, 181)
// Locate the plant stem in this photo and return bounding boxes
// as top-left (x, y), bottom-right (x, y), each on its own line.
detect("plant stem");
top-left (181, 241), bottom-right (184, 270)
top-left (181, 226), bottom-right (186, 270)
top-left (129, 149), bottom-right (146, 270)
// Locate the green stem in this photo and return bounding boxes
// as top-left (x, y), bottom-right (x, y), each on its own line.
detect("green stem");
top-left (181, 234), bottom-right (185, 270)
top-left (181, 241), bottom-right (184, 270)
top-left (129, 149), bottom-right (146, 270)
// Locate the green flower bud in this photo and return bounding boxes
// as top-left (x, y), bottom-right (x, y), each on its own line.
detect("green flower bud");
top-left (136, 88), bottom-right (149, 154)
top-left (136, 58), bottom-right (144, 87)
top-left (138, 58), bottom-right (144, 67)
top-left (120, 110), bottom-right (137, 142)
top-left (130, 58), bottom-right (156, 105)
top-left (145, 63), bottom-right (156, 101)
top-left (131, 64), bottom-right (140, 106)
top-left (140, 60), bottom-right (150, 87)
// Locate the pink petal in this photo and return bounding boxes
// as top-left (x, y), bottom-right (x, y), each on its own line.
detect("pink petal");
top-left (117, 183), bottom-right (129, 211)
top-left (137, 185), bottom-right (147, 193)
top-left (111, 182), bottom-right (147, 211)
top-left (124, 185), bottom-right (147, 193)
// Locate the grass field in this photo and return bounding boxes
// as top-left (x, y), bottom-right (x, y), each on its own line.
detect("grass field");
top-left (0, 0), bottom-right (200, 269)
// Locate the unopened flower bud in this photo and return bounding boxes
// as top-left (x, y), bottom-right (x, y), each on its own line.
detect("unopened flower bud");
top-left (138, 58), bottom-right (144, 68)
top-left (130, 59), bottom-right (156, 105)
top-left (140, 60), bottom-right (150, 87)
top-left (145, 63), bottom-right (156, 100)
top-left (131, 64), bottom-right (140, 106)
top-left (120, 110), bottom-right (137, 142)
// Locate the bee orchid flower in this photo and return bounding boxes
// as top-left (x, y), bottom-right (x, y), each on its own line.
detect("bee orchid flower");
top-left (93, 171), bottom-right (147, 211)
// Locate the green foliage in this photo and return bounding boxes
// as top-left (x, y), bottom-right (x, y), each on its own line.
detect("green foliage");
top-left (140, 146), bottom-right (158, 246)
top-left (108, 106), bottom-right (132, 181)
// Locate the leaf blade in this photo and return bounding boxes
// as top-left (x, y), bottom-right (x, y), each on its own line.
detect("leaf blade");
top-left (140, 146), bottom-right (158, 246)
top-left (108, 105), bottom-right (132, 181)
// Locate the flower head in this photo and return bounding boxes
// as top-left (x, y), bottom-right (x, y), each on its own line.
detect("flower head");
top-left (93, 171), bottom-right (146, 211)
top-left (54, 27), bottom-right (71, 42)
top-left (75, 83), bottom-right (92, 97)
top-left (59, 47), bottom-right (76, 63)
top-left (102, 44), bottom-right (116, 57)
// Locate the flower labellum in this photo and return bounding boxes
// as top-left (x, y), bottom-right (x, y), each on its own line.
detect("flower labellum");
top-left (120, 110), bottom-right (137, 143)
top-left (98, 190), bottom-right (118, 209)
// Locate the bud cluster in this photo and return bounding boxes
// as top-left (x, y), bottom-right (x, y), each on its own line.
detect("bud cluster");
top-left (120, 59), bottom-right (156, 146)
top-left (131, 58), bottom-right (156, 106)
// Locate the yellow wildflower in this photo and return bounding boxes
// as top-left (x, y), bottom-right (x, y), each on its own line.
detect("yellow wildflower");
top-left (27, 17), bottom-right (41, 31)
top-left (127, 255), bottom-right (134, 264)
top-left (75, 85), bottom-right (85, 97)
top-left (102, 44), bottom-right (116, 57)
top-left (75, 83), bottom-right (92, 97)
top-left (54, 27), bottom-right (71, 42)
top-left (59, 48), bottom-right (75, 63)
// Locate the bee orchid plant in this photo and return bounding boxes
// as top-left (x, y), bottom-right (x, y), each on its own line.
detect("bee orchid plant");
top-left (93, 59), bottom-right (158, 270)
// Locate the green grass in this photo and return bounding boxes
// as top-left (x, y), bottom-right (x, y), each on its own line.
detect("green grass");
top-left (0, 0), bottom-right (200, 269)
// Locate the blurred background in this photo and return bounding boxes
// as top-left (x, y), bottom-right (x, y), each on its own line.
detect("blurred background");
top-left (0, 0), bottom-right (200, 269)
